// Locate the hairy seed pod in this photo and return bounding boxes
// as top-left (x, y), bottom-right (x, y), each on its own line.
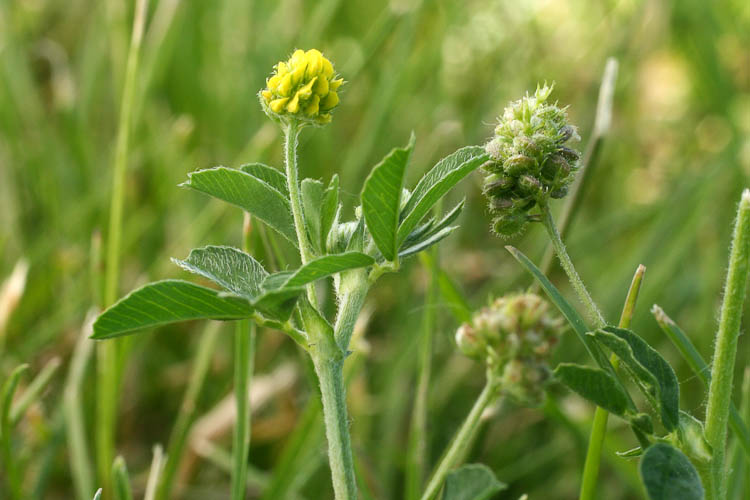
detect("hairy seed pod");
top-left (482, 84), bottom-right (581, 237)
top-left (503, 154), bottom-right (536, 176)
top-left (455, 293), bottom-right (564, 406)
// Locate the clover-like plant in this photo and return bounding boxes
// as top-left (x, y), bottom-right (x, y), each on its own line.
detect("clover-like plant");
top-left (92, 48), bottom-right (488, 500)
top-left (486, 84), bottom-right (750, 500)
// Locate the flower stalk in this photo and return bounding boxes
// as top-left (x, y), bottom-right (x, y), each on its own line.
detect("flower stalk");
top-left (540, 202), bottom-right (606, 328)
top-left (704, 189), bottom-right (750, 499)
top-left (420, 373), bottom-right (501, 500)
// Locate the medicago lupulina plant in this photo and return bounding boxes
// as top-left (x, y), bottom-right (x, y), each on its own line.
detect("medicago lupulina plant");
top-left (478, 85), bottom-right (750, 500)
top-left (92, 48), bottom-right (489, 500)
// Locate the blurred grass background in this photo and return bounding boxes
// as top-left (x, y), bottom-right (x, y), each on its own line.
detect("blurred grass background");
top-left (1, 0), bottom-right (749, 498)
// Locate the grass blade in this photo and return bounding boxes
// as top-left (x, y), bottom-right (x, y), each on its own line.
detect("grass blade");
top-left (652, 305), bottom-right (750, 459)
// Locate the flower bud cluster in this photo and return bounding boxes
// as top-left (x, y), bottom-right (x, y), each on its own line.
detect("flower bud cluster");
top-left (482, 84), bottom-right (581, 237)
top-left (455, 293), bottom-right (564, 406)
top-left (260, 49), bottom-right (344, 126)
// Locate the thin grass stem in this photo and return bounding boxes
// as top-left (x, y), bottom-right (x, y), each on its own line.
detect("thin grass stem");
top-left (97, 0), bottom-right (149, 495)
top-left (579, 264), bottom-right (645, 500)
top-left (405, 244), bottom-right (441, 500)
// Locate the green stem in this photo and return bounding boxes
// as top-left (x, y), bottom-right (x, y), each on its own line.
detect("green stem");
top-left (156, 322), bottom-right (221, 500)
top-left (284, 120), bottom-right (318, 306)
top-left (333, 270), bottom-right (369, 350)
top-left (406, 246), bottom-right (440, 500)
top-left (231, 320), bottom-right (256, 500)
top-left (705, 189), bottom-right (750, 499)
top-left (540, 203), bottom-right (606, 328)
top-left (420, 375), bottom-right (501, 500)
top-left (579, 264), bottom-right (645, 500)
top-left (313, 356), bottom-right (358, 500)
top-left (65, 313), bottom-right (97, 500)
top-left (97, 0), bottom-right (148, 495)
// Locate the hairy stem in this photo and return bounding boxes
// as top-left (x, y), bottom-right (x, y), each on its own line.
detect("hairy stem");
top-left (231, 320), bottom-right (256, 500)
top-left (313, 357), bottom-right (358, 499)
top-left (540, 203), bottom-right (606, 328)
top-left (420, 375), bottom-right (500, 500)
top-left (705, 189), bottom-right (750, 499)
top-left (284, 120), bottom-right (318, 306)
top-left (97, 0), bottom-right (148, 495)
top-left (579, 264), bottom-right (645, 500)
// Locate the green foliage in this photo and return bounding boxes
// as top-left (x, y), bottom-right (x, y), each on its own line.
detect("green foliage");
top-left (441, 464), bottom-right (507, 500)
top-left (640, 444), bottom-right (704, 500)
top-left (173, 246), bottom-right (268, 299)
top-left (362, 135), bottom-right (414, 261)
top-left (397, 146), bottom-right (488, 247)
top-left (112, 457), bottom-right (133, 500)
top-left (591, 327), bottom-right (680, 431)
top-left (239, 163), bottom-right (289, 197)
top-left (181, 166), bottom-right (297, 245)
top-left (553, 364), bottom-right (629, 417)
top-left (92, 280), bottom-right (256, 339)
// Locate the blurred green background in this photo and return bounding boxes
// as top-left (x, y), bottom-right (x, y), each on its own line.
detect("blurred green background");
top-left (1, 0), bottom-right (749, 498)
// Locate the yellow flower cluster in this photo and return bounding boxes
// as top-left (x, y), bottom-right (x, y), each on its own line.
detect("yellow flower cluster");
top-left (260, 49), bottom-right (344, 125)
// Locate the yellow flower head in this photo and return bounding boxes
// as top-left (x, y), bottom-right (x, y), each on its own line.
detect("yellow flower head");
top-left (260, 49), bottom-right (344, 126)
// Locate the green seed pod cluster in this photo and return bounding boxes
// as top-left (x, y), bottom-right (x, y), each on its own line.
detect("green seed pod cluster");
top-left (483, 84), bottom-right (581, 237)
top-left (455, 293), bottom-right (564, 406)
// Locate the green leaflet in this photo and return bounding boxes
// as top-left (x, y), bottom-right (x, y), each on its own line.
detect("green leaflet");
top-left (112, 456), bottom-right (133, 500)
top-left (398, 226), bottom-right (458, 259)
top-left (361, 134), bottom-right (414, 261)
top-left (320, 175), bottom-right (340, 254)
top-left (173, 246), bottom-right (268, 299)
top-left (441, 464), bottom-right (507, 500)
top-left (640, 443), bottom-right (704, 500)
top-left (239, 162), bottom-right (289, 197)
top-left (397, 146), bottom-right (487, 247)
top-left (277, 252), bottom-right (374, 289)
top-left (591, 326), bottom-right (680, 431)
top-left (181, 166), bottom-right (297, 245)
top-left (91, 280), bottom-right (257, 339)
top-left (554, 363), bottom-right (630, 417)
top-left (302, 178), bottom-right (326, 254)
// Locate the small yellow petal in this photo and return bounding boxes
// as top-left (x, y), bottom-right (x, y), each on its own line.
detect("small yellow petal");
top-left (267, 74), bottom-right (282, 91)
top-left (276, 61), bottom-right (289, 76)
top-left (322, 58), bottom-right (334, 79)
top-left (329, 78), bottom-right (344, 91)
top-left (290, 49), bottom-right (305, 66)
top-left (261, 90), bottom-right (273, 101)
top-left (290, 64), bottom-right (306, 86)
top-left (277, 73), bottom-right (293, 97)
top-left (287, 94), bottom-right (300, 113)
top-left (313, 76), bottom-right (329, 96)
top-left (297, 77), bottom-right (316, 99)
top-left (269, 97), bottom-right (289, 113)
top-left (320, 91), bottom-right (339, 110)
top-left (305, 49), bottom-right (323, 79)
top-left (304, 95), bottom-right (320, 116)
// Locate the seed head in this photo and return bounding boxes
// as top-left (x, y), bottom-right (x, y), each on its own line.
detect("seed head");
top-left (483, 84), bottom-right (580, 237)
top-left (455, 293), bottom-right (564, 406)
top-left (260, 49), bottom-right (344, 126)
